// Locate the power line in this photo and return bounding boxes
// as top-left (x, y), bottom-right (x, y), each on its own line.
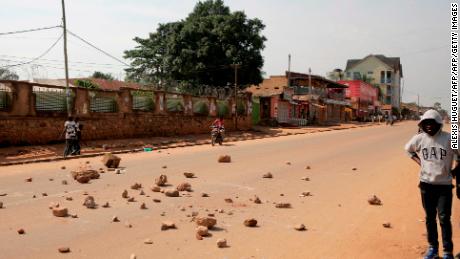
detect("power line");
top-left (0, 34), bottom-right (63, 68)
top-left (0, 25), bottom-right (61, 36)
top-left (66, 29), bottom-right (130, 67)
top-left (0, 54), bottom-right (127, 68)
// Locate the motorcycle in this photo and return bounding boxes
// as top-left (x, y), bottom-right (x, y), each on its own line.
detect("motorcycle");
top-left (211, 126), bottom-right (225, 146)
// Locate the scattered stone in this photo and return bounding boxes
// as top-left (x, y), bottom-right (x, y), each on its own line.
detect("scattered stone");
top-left (115, 169), bottom-right (121, 174)
top-left (275, 203), bottom-right (291, 208)
top-left (160, 212), bottom-right (166, 216)
top-left (367, 195), bottom-right (382, 206)
top-left (196, 226), bottom-right (209, 237)
top-left (49, 202), bottom-right (60, 209)
top-left (0, 193), bottom-right (7, 196)
top-left (32, 195), bottom-right (36, 198)
top-left (165, 190), bottom-right (179, 197)
top-left (102, 153), bottom-right (121, 168)
top-left (294, 224), bottom-right (306, 231)
top-left (139, 190), bottom-right (145, 195)
top-left (61, 166), bottom-right (66, 170)
top-left (217, 239), bottom-right (227, 248)
top-left (0, 202), bottom-right (3, 208)
top-left (131, 183), bottom-right (142, 190)
top-left (254, 196), bottom-right (262, 204)
top-left (151, 186), bottom-right (161, 192)
top-left (196, 217), bottom-right (217, 229)
top-left (299, 192), bottom-right (311, 197)
top-left (102, 202), bottom-right (110, 208)
top-left (140, 203), bottom-right (147, 209)
top-left (112, 216), bottom-right (120, 222)
top-left (144, 238), bottom-right (153, 244)
top-left (286, 161), bottom-right (291, 165)
top-left (383, 222), bottom-right (392, 228)
top-left (122, 190), bottom-right (129, 199)
top-left (70, 213), bottom-right (78, 218)
top-left (352, 167), bottom-right (357, 171)
top-left (218, 155), bottom-right (231, 163)
top-left (180, 207), bottom-right (186, 211)
top-left (280, 194), bottom-right (284, 196)
top-left (208, 213), bottom-right (215, 217)
top-left (65, 197), bottom-right (73, 201)
top-left (71, 167), bottom-right (100, 184)
top-left (61, 180), bottom-right (68, 185)
top-left (224, 198), bottom-right (233, 203)
top-left (301, 177), bottom-right (310, 181)
top-left (177, 182), bottom-right (192, 192)
top-left (83, 196), bottom-right (97, 209)
top-left (244, 218), bottom-right (258, 227)
top-left (162, 165), bottom-right (167, 169)
top-left (184, 172), bottom-right (195, 178)
top-left (52, 207), bottom-right (68, 217)
top-left (153, 199), bottom-right (161, 203)
top-left (161, 221), bottom-right (176, 230)
top-left (218, 209), bottom-right (225, 213)
top-left (58, 247), bottom-right (70, 253)
top-left (25, 177), bottom-right (32, 182)
top-left (127, 197), bottom-right (135, 202)
top-left (42, 193), bottom-right (48, 197)
top-left (125, 222), bottom-right (132, 228)
top-left (17, 228), bottom-right (25, 235)
top-left (227, 211), bottom-right (233, 216)
top-left (49, 178), bottom-right (54, 181)
top-left (201, 193), bottom-right (209, 197)
top-left (192, 211), bottom-right (199, 217)
top-left (262, 172), bottom-right (273, 178)
top-left (305, 166), bottom-right (311, 170)
top-left (155, 174), bottom-right (168, 186)
top-left (83, 191), bottom-right (88, 195)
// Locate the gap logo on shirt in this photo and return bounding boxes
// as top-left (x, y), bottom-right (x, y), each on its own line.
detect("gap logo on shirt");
top-left (421, 147), bottom-right (447, 160)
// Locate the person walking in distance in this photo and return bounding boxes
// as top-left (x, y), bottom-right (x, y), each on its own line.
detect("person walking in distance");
top-left (405, 109), bottom-right (460, 259)
top-left (61, 116), bottom-right (77, 157)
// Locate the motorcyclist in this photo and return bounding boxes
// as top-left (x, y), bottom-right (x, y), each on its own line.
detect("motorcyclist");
top-left (212, 116), bottom-right (224, 128)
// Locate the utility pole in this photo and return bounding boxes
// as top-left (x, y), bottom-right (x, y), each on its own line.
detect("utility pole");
top-left (308, 67), bottom-right (312, 88)
top-left (231, 64), bottom-right (240, 130)
top-left (61, 0), bottom-right (71, 116)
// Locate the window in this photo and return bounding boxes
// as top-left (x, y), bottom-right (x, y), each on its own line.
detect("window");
top-left (352, 72), bottom-right (361, 80)
top-left (346, 71), bottom-right (351, 78)
top-left (380, 71), bottom-right (385, 83)
top-left (386, 71), bottom-right (392, 83)
top-left (367, 71), bottom-right (373, 74)
top-left (385, 96), bottom-right (392, 104)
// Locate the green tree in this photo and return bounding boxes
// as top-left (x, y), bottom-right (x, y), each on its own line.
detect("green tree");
top-left (124, 0), bottom-right (266, 89)
top-left (92, 71), bottom-right (114, 80)
top-left (0, 68), bottom-right (19, 80)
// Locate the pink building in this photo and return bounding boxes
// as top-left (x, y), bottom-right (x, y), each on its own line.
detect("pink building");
top-left (337, 80), bottom-right (378, 119)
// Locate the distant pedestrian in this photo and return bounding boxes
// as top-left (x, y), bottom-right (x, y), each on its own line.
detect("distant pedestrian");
top-left (74, 117), bottom-right (82, 155)
top-left (62, 116), bottom-right (77, 157)
top-left (405, 109), bottom-right (460, 259)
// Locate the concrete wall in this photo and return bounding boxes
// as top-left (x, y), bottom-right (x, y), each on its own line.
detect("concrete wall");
top-left (0, 81), bottom-right (251, 146)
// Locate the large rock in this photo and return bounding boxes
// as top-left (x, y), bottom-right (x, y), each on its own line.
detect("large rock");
top-left (195, 217), bottom-right (217, 229)
top-left (218, 155), bottom-right (231, 163)
top-left (102, 153), bottom-right (121, 168)
top-left (216, 239), bottom-right (227, 248)
top-left (176, 182), bottom-right (192, 192)
top-left (71, 167), bottom-right (100, 184)
top-left (183, 172), bottom-right (195, 178)
top-left (161, 221), bottom-right (176, 230)
top-left (83, 196), bottom-right (97, 209)
top-left (262, 172), bottom-right (273, 178)
top-left (244, 218), bottom-right (257, 227)
top-left (165, 190), bottom-right (179, 197)
top-left (155, 175), bottom-right (168, 187)
top-left (275, 203), bottom-right (291, 208)
top-left (131, 183), bottom-right (142, 190)
top-left (196, 226), bottom-right (209, 237)
top-left (122, 190), bottom-right (129, 199)
top-left (52, 207), bottom-right (68, 217)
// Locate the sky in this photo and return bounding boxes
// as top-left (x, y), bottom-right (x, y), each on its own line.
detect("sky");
top-left (0, 0), bottom-right (452, 108)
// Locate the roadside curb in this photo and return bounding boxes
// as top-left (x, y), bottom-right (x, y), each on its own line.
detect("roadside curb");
top-left (0, 123), bottom-right (377, 167)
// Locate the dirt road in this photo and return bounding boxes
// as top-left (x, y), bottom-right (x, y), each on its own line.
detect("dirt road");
top-left (0, 121), bottom-right (457, 259)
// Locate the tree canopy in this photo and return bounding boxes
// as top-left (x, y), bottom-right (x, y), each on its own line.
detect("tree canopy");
top-left (92, 71), bottom-right (115, 80)
top-left (124, 0), bottom-right (266, 89)
top-left (0, 68), bottom-right (19, 80)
